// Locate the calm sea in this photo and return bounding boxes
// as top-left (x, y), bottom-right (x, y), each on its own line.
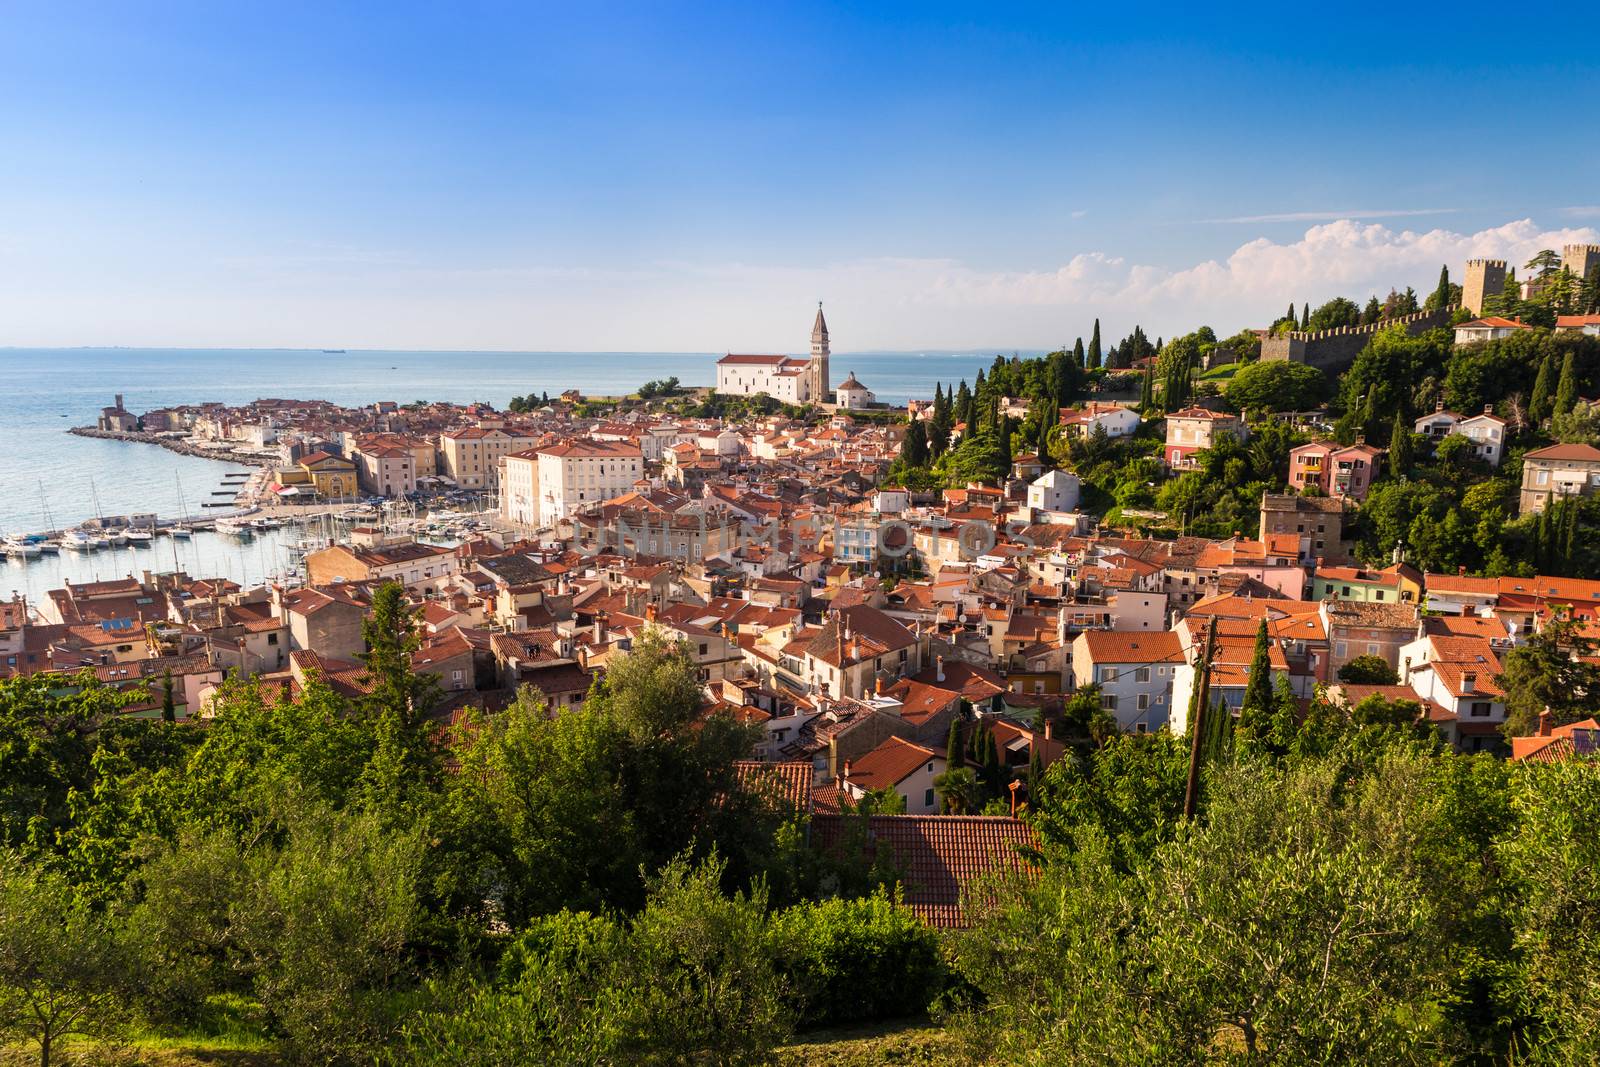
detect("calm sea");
top-left (0, 347), bottom-right (1017, 602)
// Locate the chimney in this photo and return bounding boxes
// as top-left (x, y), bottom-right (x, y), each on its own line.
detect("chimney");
top-left (936, 655), bottom-right (945, 683)
top-left (874, 675), bottom-right (884, 696)
top-left (1484, 404), bottom-right (1493, 415)
top-left (1435, 397), bottom-right (1444, 412)
top-left (1008, 779), bottom-right (1020, 816)
top-left (1043, 719), bottom-right (1053, 741)
top-left (1538, 708), bottom-right (1552, 736)
top-left (1462, 672), bottom-right (1476, 694)
top-left (645, 603), bottom-right (658, 622)
top-left (1458, 565), bottom-right (1467, 577)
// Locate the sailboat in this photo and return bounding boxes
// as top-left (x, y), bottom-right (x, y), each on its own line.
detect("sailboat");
top-left (35, 483), bottom-right (61, 553)
top-left (89, 478), bottom-right (128, 546)
top-left (171, 474), bottom-right (194, 539)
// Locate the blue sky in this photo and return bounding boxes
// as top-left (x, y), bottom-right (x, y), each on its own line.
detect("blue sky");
top-left (2, 2), bottom-right (1597, 350)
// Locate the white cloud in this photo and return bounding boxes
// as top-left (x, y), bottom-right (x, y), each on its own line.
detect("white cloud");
top-left (1200, 208), bottom-right (1458, 224)
top-left (1, 218), bottom-right (1596, 351)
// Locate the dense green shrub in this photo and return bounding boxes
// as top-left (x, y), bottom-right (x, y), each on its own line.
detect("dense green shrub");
top-left (770, 892), bottom-right (946, 1027)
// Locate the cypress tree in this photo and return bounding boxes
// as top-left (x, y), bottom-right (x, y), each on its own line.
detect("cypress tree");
top-left (1388, 411), bottom-right (1411, 479)
top-left (1239, 620), bottom-right (1274, 727)
top-left (1537, 506), bottom-right (1553, 571)
top-left (900, 419), bottom-right (928, 467)
top-left (161, 669), bottom-right (176, 723)
top-left (1285, 302), bottom-right (1297, 326)
top-left (1554, 351), bottom-right (1578, 417)
top-left (1562, 499), bottom-right (1579, 573)
top-left (1087, 319), bottom-right (1102, 370)
top-left (946, 717), bottom-right (963, 768)
top-left (1530, 354), bottom-right (1555, 424)
top-left (981, 727), bottom-right (1003, 799)
top-left (1432, 264), bottom-right (1452, 310)
top-left (1072, 337), bottom-right (1085, 367)
top-left (1300, 302), bottom-right (1310, 330)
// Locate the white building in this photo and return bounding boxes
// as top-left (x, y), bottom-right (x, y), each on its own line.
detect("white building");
top-left (1060, 401), bottom-right (1141, 440)
top-left (834, 372), bottom-right (875, 409)
top-left (1452, 317), bottom-right (1532, 345)
top-left (499, 439), bottom-right (644, 528)
top-left (1069, 629), bottom-right (1182, 733)
top-left (1413, 405), bottom-right (1507, 467)
top-left (1027, 469), bottom-right (1081, 515)
top-left (715, 305), bottom-right (831, 403)
top-left (841, 735), bottom-right (945, 814)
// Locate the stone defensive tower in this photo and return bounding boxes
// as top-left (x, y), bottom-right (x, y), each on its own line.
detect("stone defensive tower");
top-left (810, 302), bottom-right (831, 400)
top-left (1563, 244), bottom-right (1600, 281)
top-left (1462, 259), bottom-right (1507, 316)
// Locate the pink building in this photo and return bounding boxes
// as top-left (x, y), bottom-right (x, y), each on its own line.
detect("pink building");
top-left (1164, 407), bottom-right (1248, 470)
top-left (1288, 441), bottom-right (1385, 502)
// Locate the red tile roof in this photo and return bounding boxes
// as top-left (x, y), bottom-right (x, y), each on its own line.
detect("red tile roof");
top-left (846, 736), bottom-right (939, 791)
top-left (732, 760), bottom-right (814, 816)
top-left (810, 814), bottom-right (1039, 928)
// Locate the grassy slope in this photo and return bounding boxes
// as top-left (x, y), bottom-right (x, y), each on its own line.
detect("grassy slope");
top-left (21, 1019), bottom-right (957, 1066)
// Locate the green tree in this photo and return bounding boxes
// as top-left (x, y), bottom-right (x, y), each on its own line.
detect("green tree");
top-left (1499, 760), bottom-right (1600, 1063)
top-left (1388, 411), bottom-right (1412, 478)
top-left (1526, 249), bottom-right (1560, 280)
top-left (1553, 350), bottom-right (1578, 417)
top-left (1529, 353), bottom-right (1555, 424)
top-left (1428, 264), bottom-right (1452, 312)
top-left (899, 418), bottom-right (928, 468)
top-left (1306, 296), bottom-right (1361, 332)
top-left (1496, 615), bottom-right (1600, 736)
top-left (1337, 655), bottom-right (1400, 685)
top-left (233, 806), bottom-right (426, 1063)
top-left (1086, 319), bottom-right (1102, 370)
top-left (933, 766), bottom-right (982, 815)
top-left (952, 753), bottom-right (1463, 1064)
top-left (1225, 359), bottom-right (1329, 413)
top-left (160, 669), bottom-right (176, 722)
top-left (1238, 619), bottom-right (1274, 726)
top-left (0, 852), bottom-right (128, 1067)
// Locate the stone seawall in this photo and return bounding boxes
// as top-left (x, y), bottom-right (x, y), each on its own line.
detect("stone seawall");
top-left (1260, 305), bottom-right (1455, 373)
top-left (68, 427), bottom-right (273, 467)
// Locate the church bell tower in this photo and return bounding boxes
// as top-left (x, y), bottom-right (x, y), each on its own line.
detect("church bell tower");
top-left (810, 302), bottom-right (831, 401)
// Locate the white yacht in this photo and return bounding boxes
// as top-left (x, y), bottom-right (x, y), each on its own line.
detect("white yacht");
top-left (3, 538), bottom-right (42, 560)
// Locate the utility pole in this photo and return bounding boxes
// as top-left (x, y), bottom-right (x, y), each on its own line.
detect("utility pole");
top-left (1183, 615), bottom-right (1218, 820)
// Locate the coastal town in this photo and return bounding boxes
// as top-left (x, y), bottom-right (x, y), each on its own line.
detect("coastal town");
top-left (10, 249), bottom-right (1600, 867)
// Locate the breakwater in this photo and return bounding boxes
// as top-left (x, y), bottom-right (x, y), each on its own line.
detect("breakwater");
top-left (67, 427), bottom-right (274, 467)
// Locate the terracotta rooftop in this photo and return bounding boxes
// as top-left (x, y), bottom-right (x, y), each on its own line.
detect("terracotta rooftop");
top-left (809, 814), bottom-right (1039, 928)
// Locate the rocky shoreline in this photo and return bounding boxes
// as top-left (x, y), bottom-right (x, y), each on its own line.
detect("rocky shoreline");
top-left (67, 426), bottom-right (273, 467)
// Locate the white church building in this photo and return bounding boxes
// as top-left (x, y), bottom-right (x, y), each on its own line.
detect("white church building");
top-left (715, 305), bottom-right (832, 404)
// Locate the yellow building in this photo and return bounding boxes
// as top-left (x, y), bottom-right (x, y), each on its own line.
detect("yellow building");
top-left (278, 450), bottom-right (358, 499)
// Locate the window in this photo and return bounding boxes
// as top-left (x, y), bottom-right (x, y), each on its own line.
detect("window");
top-left (699, 643), bottom-right (708, 656)
top-left (1136, 666), bottom-right (1151, 682)
top-left (1135, 722), bottom-right (1148, 734)
top-left (1100, 694), bottom-right (1118, 710)
top-left (1099, 666), bottom-right (1118, 683)
top-left (1137, 693), bottom-right (1150, 711)
top-left (1335, 642), bottom-right (1347, 659)
top-left (924, 788), bottom-right (934, 808)
top-left (1470, 701), bottom-right (1492, 717)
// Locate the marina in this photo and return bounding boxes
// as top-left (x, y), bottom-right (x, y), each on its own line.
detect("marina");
top-left (0, 502), bottom-right (497, 610)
